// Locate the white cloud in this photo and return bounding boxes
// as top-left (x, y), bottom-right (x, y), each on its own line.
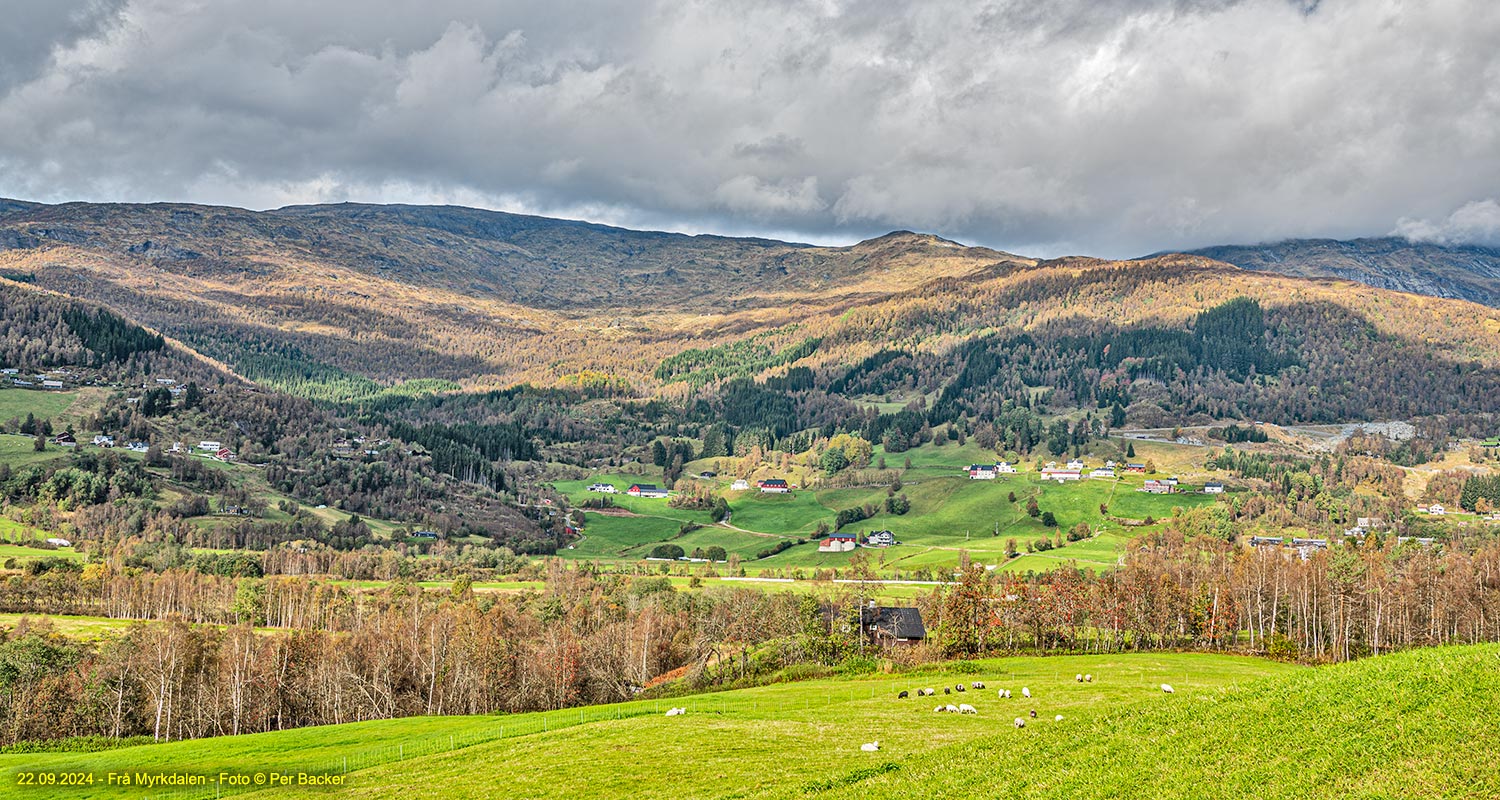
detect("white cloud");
top-left (0, 0), bottom-right (1497, 257)
top-left (1395, 200), bottom-right (1500, 247)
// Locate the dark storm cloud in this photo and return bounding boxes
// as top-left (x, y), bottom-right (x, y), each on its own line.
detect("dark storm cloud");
top-left (1, 0), bottom-right (1497, 256)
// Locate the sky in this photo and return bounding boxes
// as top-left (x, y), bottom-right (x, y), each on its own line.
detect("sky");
top-left (1, 0), bottom-right (1498, 258)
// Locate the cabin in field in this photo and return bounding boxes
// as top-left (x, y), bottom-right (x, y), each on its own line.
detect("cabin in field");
top-left (92, 435), bottom-right (115, 448)
top-left (587, 483), bottom-right (617, 493)
top-left (51, 432), bottom-right (76, 448)
top-left (1203, 481), bottom-right (1225, 494)
top-left (758, 479), bottom-right (790, 493)
top-left (697, 470), bottom-right (717, 479)
top-left (860, 605), bottom-right (927, 646)
top-left (627, 484), bottom-right (669, 498)
top-left (1040, 467), bottom-right (1082, 482)
top-left (1142, 479), bottom-right (1174, 494)
top-left (215, 448), bottom-right (236, 462)
top-left (865, 530), bottom-right (896, 547)
top-left (1065, 458), bottom-right (1085, 470)
top-left (1426, 504), bottom-right (1446, 515)
top-left (819, 531), bottom-right (859, 552)
top-left (1089, 467), bottom-right (1116, 479)
top-left (1125, 463), bottom-right (1147, 473)
top-left (996, 462), bottom-right (1017, 474)
top-left (967, 464), bottom-right (999, 480)
top-left (197, 440), bottom-right (222, 452)
top-left (41, 379), bottom-right (64, 389)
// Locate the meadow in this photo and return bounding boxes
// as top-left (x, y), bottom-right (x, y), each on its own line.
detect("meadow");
top-left (554, 438), bottom-right (1220, 576)
top-left (8, 645), bottom-right (1495, 799)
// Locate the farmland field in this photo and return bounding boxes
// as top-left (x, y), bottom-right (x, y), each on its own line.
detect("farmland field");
top-left (7, 645), bottom-right (1496, 799)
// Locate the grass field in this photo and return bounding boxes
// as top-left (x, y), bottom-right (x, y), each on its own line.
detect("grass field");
top-left (0, 434), bottom-right (69, 468)
top-left (9, 645), bottom-right (1496, 799)
top-left (0, 388), bottom-right (78, 425)
top-left (0, 613), bottom-right (134, 639)
top-left (556, 445), bottom-right (1220, 576)
top-left (0, 543), bottom-right (84, 564)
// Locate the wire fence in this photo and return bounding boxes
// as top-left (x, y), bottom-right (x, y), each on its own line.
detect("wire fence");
top-left (138, 687), bottom-right (886, 800)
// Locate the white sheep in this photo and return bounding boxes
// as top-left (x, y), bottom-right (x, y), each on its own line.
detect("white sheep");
top-left (1055, 714), bottom-right (1064, 722)
top-left (924, 688), bottom-right (936, 696)
top-left (997, 689), bottom-right (1006, 699)
top-left (1075, 673), bottom-right (1083, 682)
top-left (1085, 674), bottom-right (1093, 683)
top-left (1013, 717), bottom-right (1026, 728)
top-left (972, 681), bottom-right (986, 689)
top-left (958, 703), bottom-right (977, 714)
top-left (861, 741), bottom-right (880, 752)
top-left (1021, 687), bottom-right (1031, 698)
top-left (945, 704), bottom-right (959, 713)
top-left (1161, 684), bottom-right (1175, 694)
top-left (934, 705), bottom-right (947, 713)
top-left (664, 707), bottom-right (686, 717)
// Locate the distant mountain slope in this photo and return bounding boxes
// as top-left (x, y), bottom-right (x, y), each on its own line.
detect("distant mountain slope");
top-left (1175, 237), bottom-right (1500, 307)
top-left (2, 198), bottom-right (1500, 423)
top-left (0, 200), bottom-right (1025, 311)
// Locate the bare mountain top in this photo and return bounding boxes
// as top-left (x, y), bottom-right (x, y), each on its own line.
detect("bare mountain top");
top-left (1171, 237), bottom-right (1500, 308)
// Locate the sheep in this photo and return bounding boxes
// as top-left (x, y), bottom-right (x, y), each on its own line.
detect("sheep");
top-left (923, 688), bottom-right (936, 696)
top-left (958, 703), bottom-right (977, 714)
top-left (664, 707), bottom-right (686, 717)
top-left (1054, 714), bottom-right (1065, 722)
top-left (1075, 673), bottom-right (1084, 682)
top-left (1085, 674), bottom-right (1093, 683)
top-left (955, 684), bottom-right (966, 692)
top-left (934, 705), bottom-right (947, 713)
top-left (972, 681), bottom-right (986, 690)
top-left (861, 741), bottom-right (881, 752)
top-left (1021, 687), bottom-right (1031, 698)
top-left (1014, 717), bottom-right (1026, 729)
top-left (1029, 709), bottom-right (1037, 719)
top-left (944, 687), bottom-right (951, 695)
top-left (946, 704), bottom-right (959, 713)
top-left (1161, 684), bottom-right (1175, 694)
top-left (997, 689), bottom-right (1011, 699)
top-left (898, 690), bottom-right (909, 699)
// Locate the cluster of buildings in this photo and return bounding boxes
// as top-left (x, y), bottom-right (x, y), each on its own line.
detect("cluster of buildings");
top-left (4, 368), bottom-right (74, 389)
top-left (817, 529), bottom-right (896, 553)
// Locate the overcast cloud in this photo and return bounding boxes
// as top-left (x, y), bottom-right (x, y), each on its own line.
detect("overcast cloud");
top-left (1, 0), bottom-right (1498, 256)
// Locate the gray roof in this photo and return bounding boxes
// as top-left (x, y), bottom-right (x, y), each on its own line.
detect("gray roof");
top-left (861, 607), bottom-right (926, 640)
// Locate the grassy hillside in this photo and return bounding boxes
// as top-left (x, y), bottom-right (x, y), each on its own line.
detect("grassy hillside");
top-left (10, 645), bottom-right (1497, 799)
top-left (1, 651), bottom-right (1297, 800)
top-left (554, 440), bottom-right (1217, 575)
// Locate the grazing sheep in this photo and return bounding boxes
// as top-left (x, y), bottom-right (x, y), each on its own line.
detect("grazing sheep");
top-left (1029, 710), bottom-right (1037, 719)
top-left (944, 687), bottom-right (951, 695)
top-left (955, 684), bottom-right (966, 692)
top-left (946, 704), bottom-right (959, 713)
top-left (1014, 717), bottom-right (1026, 729)
top-left (1055, 715), bottom-right (1065, 722)
top-left (898, 690), bottom-right (909, 699)
top-left (934, 705), bottom-right (947, 713)
top-left (1075, 673), bottom-right (1084, 682)
top-left (924, 688), bottom-right (936, 696)
top-left (861, 741), bottom-right (880, 752)
top-left (1021, 687), bottom-right (1031, 698)
top-left (958, 703), bottom-right (977, 714)
top-left (1085, 674), bottom-right (1093, 683)
top-left (998, 689), bottom-right (1006, 699)
top-left (972, 681), bottom-right (986, 690)
top-left (665, 707), bottom-right (686, 717)
top-left (1161, 684), bottom-right (1175, 694)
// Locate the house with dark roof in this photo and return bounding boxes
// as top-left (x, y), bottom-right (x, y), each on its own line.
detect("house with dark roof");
top-left (860, 605), bottom-right (927, 646)
top-left (758, 478), bottom-right (790, 493)
top-left (627, 484), bottom-right (669, 498)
